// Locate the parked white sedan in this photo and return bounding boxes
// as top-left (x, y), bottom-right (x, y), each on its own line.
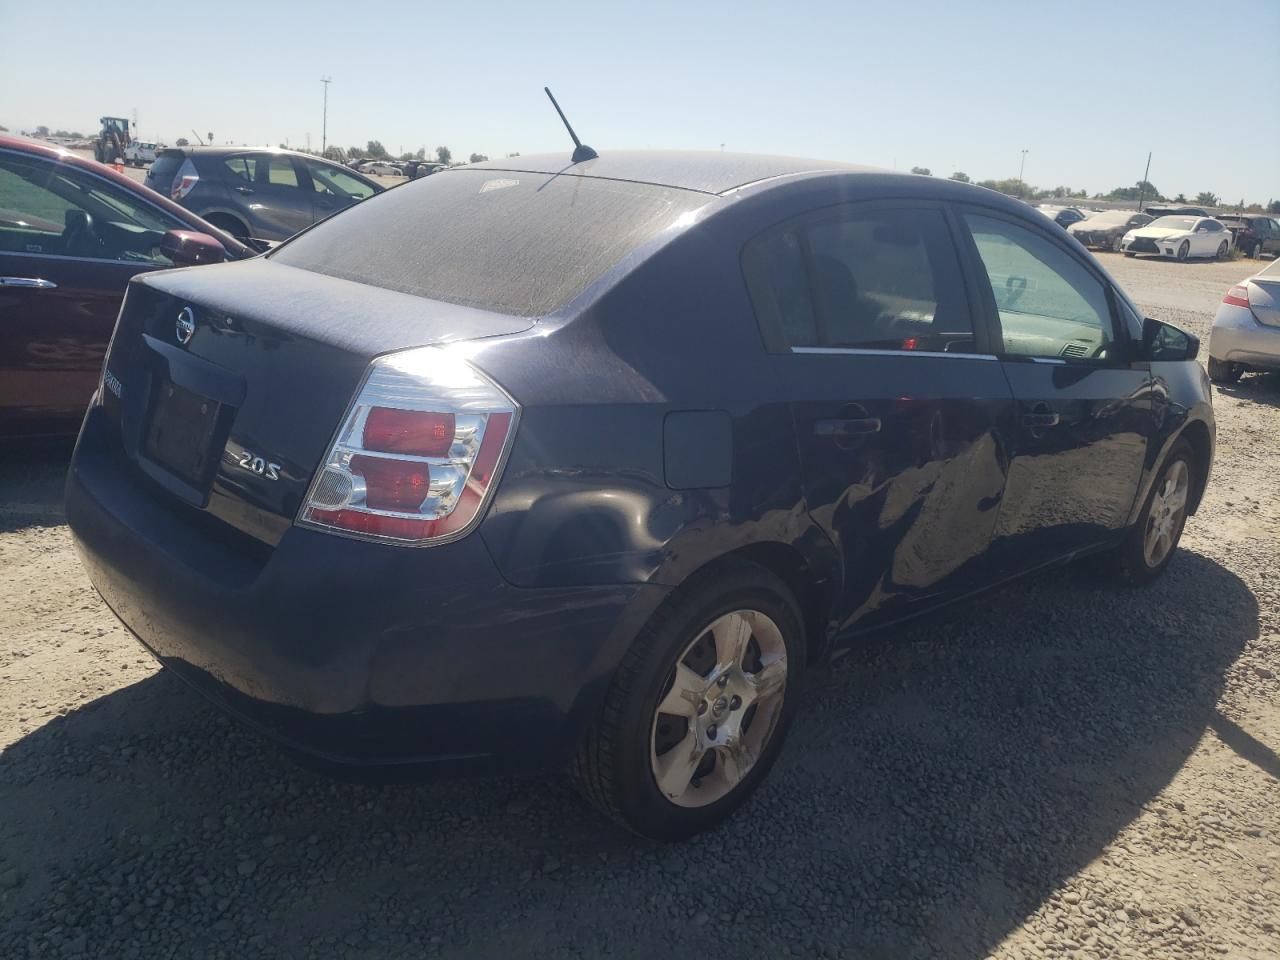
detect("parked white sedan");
top-left (358, 161), bottom-right (402, 176)
top-left (1121, 215), bottom-right (1232, 261)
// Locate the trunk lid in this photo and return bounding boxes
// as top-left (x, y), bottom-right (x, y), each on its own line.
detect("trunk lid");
top-left (100, 258), bottom-right (533, 545)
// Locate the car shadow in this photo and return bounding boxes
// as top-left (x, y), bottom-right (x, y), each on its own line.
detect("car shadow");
top-left (1215, 370), bottom-right (1280, 408)
top-left (0, 550), bottom-right (1257, 959)
top-left (0, 439), bottom-right (72, 533)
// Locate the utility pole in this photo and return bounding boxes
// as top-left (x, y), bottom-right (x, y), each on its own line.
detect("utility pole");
top-left (1018, 148), bottom-right (1029, 183)
top-left (320, 77), bottom-right (332, 154)
top-left (1137, 151), bottom-right (1152, 213)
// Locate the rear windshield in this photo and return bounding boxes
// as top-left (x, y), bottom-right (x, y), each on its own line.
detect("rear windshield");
top-left (270, 169), bottom-right (710, 316)
top-left (149, 152), bottom-right (183, 183)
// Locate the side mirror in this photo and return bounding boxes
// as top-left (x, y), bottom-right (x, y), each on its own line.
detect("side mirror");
top-left (1141, 317), bottom-right (1200, 362)
top-left (160, 229), bottom-right (226, 266)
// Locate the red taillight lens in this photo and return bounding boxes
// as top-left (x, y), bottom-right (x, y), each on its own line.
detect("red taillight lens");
top-left (1223, 285), bottom-right (1251, 308)
top-left (350, 455), bottom-right (431, 512)
top-left (172, 176), bottom-right (198, 200)
top-left (901, 336), bottom-right (919, 351)
top-left (299, 348), bottom-right (518, 545)
top-left (363, 408), bottom-right (454, 456)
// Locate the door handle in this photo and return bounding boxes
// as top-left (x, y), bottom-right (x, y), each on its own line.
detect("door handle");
top-left (815, 417), bottom-right (882, 438)
top-left (1021, 411), bottom-right (1061, 428)
top-left (0, 277), bottom-right (57, 289)
top-left (234, 186), bottom-right (254, 194)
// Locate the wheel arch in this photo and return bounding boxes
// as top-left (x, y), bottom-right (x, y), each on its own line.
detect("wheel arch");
top-left (1178, 418), bottom-right (1213, 515)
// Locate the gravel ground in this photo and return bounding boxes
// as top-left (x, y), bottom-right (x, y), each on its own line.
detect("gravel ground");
top-left (1, 253), bottom-right (1277, 959)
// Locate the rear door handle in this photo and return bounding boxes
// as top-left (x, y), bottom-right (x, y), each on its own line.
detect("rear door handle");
top-left (815, 417), bottom-right (882, 438)
top-left (234, 186), bottom-right (254, 194)
top-left (0, 277), bottom-right (57, 289)
top-left (1021, 411), bottom-right (1061, 428)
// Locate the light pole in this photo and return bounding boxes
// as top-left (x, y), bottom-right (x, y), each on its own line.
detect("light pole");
top-left (320, 77), bottom-right (332, 154)
top-left (1018, 148), bottom-right (1029, 184)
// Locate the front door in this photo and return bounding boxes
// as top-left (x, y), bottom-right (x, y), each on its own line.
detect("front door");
top-left (957, 209), bottom-right (1152, 569)
top-left (302, 158), bottom-right (377, 225)
top-left (0, 150), bottom-right (178, 436)
top-left (744, 201), bottom-right (1016, 632)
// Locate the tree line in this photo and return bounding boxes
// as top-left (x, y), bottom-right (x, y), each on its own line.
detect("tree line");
top-left (910, 167), bottom-right (1277, 214)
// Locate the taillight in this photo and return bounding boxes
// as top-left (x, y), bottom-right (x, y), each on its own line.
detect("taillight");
top-left (1223, 285), bottom-right (1251, 308)
top-left (299, 347), bottom-right (518, 545)
top-left (171, 158), bottom-right (199, 200)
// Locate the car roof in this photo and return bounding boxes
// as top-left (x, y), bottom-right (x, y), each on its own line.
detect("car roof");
top-left (463, 149), bottom-right (875, 196)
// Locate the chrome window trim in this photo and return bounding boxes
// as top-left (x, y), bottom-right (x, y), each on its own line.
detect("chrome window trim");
top-left (0, 250), bottom-right (158, 267)
top-left (790, 346), bottom-right (997, 361)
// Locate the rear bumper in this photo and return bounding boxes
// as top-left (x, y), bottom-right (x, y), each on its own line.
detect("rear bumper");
top-left (66, 405), bottom-right (668, 773)
top-left (1208, 305), bottom-right (1280, 369)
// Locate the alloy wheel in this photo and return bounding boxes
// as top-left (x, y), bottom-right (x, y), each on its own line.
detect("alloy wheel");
top-left (1144, 460), bottom-right (1189, 568)
top-left (649, 609), bottom-right (788, 808)
top-left (1177, 241), bottom-right (1189, 261)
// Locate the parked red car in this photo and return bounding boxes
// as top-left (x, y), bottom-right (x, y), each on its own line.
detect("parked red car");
top-left (0, 135), bottom-right (251, 439)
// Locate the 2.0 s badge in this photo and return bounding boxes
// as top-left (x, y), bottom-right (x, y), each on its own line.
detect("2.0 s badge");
top-left (237, 450), bottom-right (281, 481)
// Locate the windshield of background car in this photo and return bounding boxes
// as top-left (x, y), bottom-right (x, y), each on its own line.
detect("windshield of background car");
top-left (271, 170), bottom-right (711, 316)
top-left (1149, 216), bottom-right (1197, 232)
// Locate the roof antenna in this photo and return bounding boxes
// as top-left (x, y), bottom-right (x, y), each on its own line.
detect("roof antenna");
top-left (544, 87), bottom-right (598, 163)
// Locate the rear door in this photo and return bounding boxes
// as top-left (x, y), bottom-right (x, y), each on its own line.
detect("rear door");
top-left (227, 153), bottom-right (314, 243)
top-left (956, 208), bottom-right (1152, 569)
top-left (0, 150), bottom-right (180, 436)
top-left (744, 200), bottom-right (1015, 633)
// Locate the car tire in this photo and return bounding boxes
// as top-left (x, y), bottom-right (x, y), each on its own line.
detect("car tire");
top-left (1108, 439), bottom-right (1195, 586)
top-left (204, 214), bottom-right (251, 246)
top-left (1177, 241), bottom-right (1190, 262)
top-left (572, 560), bottom-right (806, 841)
top-left (1111, 235), bottom-right (1124, 253)
top-left (1207, 356), bottom-right (1244, 383)
top-left (1217, 241), bottom-right (1229, 260)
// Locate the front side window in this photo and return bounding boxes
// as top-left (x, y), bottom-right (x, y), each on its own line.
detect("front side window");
top-left (0, 153), bottom-right (175, 265)
top-left (305, 160), bottom-right (375, 201)
top-left (223, 156), bottom-right (253, 182)
top-left (964, 213), bottom-right (1115, 361)
top-left (745, 206), bottom-right (976, 353)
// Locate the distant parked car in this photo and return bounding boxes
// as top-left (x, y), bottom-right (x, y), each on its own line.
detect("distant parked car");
top-left (1207, 255), bottom-right (1280, 382)
top-left (402, 159), bottom-right (447, 179)
top-left (145, 147), bottom-right (383, 248)
top-left (0, 135), bottom-right (251, 439)
top-left (1143, 205), bottom-right (1211, 218)
top-left (1120, 216), bottom-right (1232, 261)
top-left (123, 141), bottom-right (161, 167)
top-left (1069, 210), bottom-right (1153, 252)
top-left (1217, 215), bottom-right (1280, 258)
top-left (358, 160), bottom-right (401, 176)
top-left (1036, 205), bottom-right (1088, 229)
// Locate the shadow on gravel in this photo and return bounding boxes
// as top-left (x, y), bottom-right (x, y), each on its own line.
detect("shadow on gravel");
top-left (0, 550), bottom-right (1257, 960)
top-left (1215, 371), bottom-right (1280, 409)
top-left (0, 438), bottom-right (72, 533)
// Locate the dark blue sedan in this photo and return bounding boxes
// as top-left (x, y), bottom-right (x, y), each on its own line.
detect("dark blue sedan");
top-left (66, 150), bottom-right (1214, 840)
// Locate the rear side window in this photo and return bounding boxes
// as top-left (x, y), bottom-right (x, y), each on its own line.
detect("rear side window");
top-left (271, 171), bottom-right (710, 317)
top-left (744, 206), bottom-right (976, 353)
top-left (223, 156), bottom-right (253, 182)
top-left (149, 152), bottom-right (183, 185)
